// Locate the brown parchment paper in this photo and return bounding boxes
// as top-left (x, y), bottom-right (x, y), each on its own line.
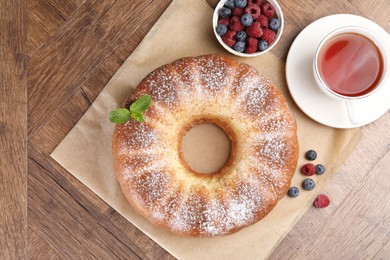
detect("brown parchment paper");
top-left (51, 0), bottom-right (362, 259)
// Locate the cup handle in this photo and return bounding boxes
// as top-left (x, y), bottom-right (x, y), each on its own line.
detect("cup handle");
top-left (346, 101), bottom-right (360, 125)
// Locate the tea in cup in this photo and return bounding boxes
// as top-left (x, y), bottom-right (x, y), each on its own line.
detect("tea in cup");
top-left (313, 26), bottom-right (389, 125)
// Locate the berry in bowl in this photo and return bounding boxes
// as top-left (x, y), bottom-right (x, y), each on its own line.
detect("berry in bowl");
top-left (213, 0), bottom-right (284, 57)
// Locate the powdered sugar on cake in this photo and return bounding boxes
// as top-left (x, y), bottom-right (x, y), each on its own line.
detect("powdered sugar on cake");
top-left (113, 55), bottom-right (298, 237)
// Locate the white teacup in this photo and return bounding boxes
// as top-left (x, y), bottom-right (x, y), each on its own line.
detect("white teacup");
top-left (313, 26), bottom-right (389, 125)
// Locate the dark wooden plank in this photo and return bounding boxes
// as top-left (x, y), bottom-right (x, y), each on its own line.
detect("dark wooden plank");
top-left (28, 152), bottom-right (143, 259)
top-left (27, 0), bottom-right (65, 57)
top-left (28, 227), bottom-right (61, 260)
top-left (29, 28), bottom-right (163, 156)
top-left (29, 89), bottom-right (91, 155)
top-left (29, 0), bottom-right (172, 155)
top-left (107, 208), bottom-right (176, 260)
top-left (45, 0), bottom-right (87, 20)
top-left (82, 3), bottom-right (172, 103)
top-left (80, 28), bottom-right (150, 104)
top-left (0, 0), bottom-right (27, 258)
top-left (28, 193), bottom-right (97, 259)
top-left (28, 144), bottom-right (173, 259)
top-left (27, 0), bottom-right (172, 137)
top-left (25, 0), bottom-right (390, 259)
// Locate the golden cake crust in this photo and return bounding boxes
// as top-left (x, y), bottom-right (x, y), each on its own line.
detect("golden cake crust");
top-left (112, 55), bottom-right (299, 237)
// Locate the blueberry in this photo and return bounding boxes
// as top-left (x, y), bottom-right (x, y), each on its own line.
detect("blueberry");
top-left (224, 0), bottom-right (235, 9)
top-left (233, 41), bottom-right (246, 53)
top-left (287, 187), bottom-right (299, 198)
top-left (234, 0), bottom-right (247, 8)
top-left (269, 18), bottom-right (281, 31)
top-left (216, 24), bottom-right (228, 36)
top-left (303, 178), bottom-right (315, 191)
top-left (305, 150), bottom-right (317, 161)
top-left (258, 40), bottom-right (268, 51)
top-left (240, 14), bottom-right (253, 27)
top-left (236, 31), bottom-right (247, 41)
top-left (315, 164), bottom-right (326, 175)
top-left (218, 7), bottom-right (232, 18)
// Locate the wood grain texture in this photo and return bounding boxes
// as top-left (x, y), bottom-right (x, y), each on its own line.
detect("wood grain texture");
top-left (0, 0), bottom-right (27, 258)
top-left (271, 146), bottom-right (390, 259)
top-left (27, 0), bottom-right (172, 137)
top-left (27, 0), bottom-right (64, 57)
top-left (28, 144), bottom-right (175, 259)
top-left (269, 112), bottom-right (390, 259)
top-left (28, 227), bottom-right (61, 260)
top-left (29, 161), bottom-right (143, 259)
top-left (29, 0), bottom-right (172, 155)
top-left (45, 0), bottom-right (86, 20)
top-left (373, 238), bottom-right (390, 260)
top-left (22, 0), bottom-right (390, 258)
top-left (29, 89), bottom-right (91, 155)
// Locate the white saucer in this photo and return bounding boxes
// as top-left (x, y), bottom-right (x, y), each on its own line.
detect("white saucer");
top-left (286, 14), bottom-right (390, 128)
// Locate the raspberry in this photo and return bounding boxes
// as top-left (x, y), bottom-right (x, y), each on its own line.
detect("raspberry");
top-left (245, 4), bottom-right (261, 19)
top-left (246, 37), bottom-right (258, 49)
top-left (230, 16), bottom-right (245, 32)
top-left (232, 7), bottom-right (244, 17)
top-left (222, 37), bottom-right (236, 47)
top-left (225, 30), bottom-right (236, 39)
top-left (249, 0), bottom-right (262, 5)
top-left (245, 46), bottom-right (257, 54)
top-left (301, 163), bottom-right (316, 176)
top-left (261, 28), bottom-right (276, 45)
top-left (261, 2), bottom-right (275, 18)
top-left (222, 30), bottom-right (236, 47)
top-left (246, 22), bottom-right (263, 38)
top-left (314, 194), bottom-right (330, 208)
top-left (256, 15), bottom-right (268, 28)
top-left (245, 37), bottom-right (258, 53)
top-left (218, 18), bottom-right (230, 26)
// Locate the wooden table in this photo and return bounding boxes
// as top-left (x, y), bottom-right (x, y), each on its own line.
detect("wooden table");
top-left (2, 0), bottom-right (390, 258)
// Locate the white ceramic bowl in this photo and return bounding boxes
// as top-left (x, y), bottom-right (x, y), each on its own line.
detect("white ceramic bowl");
top-left (213, 0), bottom-right (284, 57)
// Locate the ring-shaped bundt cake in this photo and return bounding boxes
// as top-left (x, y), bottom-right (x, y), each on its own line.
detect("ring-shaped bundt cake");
top-left (113, 55), bottom-right (299, 237)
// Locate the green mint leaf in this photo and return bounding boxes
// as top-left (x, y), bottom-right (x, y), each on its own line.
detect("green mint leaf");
top-left (108, 108), bottom-right (131, 123)
top-left (109, 95), bottom-right (151, 124)
top-left (130, 94), bottom-right (152, 114)
top-left (130, 112), bottom-right (144, 122)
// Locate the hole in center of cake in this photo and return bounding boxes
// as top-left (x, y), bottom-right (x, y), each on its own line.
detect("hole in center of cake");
top-left (181, 123), bottom-right (231, 174)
